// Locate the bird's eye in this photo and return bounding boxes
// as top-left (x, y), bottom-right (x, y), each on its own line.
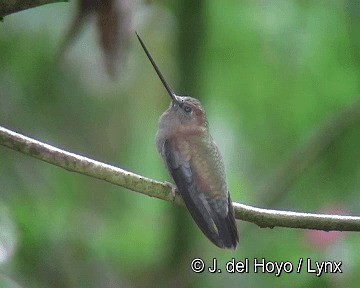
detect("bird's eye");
top-left (184, 106), bottom-right (192, 113)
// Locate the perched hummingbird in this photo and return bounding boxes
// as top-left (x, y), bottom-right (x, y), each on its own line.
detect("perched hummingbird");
top-left (137, 33), bottom-right (239, 249)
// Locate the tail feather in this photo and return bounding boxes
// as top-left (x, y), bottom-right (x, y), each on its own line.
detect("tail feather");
top-left (180, 185), bottom-right (239, 249)
top-left (212, 196), bottom-right (239, 249)
top-left (162, 139), bottom-right (239, 249)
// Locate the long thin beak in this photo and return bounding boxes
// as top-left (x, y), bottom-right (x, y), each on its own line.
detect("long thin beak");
top-left (136, 32), bottom-right (179, 104)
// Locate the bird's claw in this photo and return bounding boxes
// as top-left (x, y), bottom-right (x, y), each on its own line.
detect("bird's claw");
top-left (164, 181), bottom-right (178, 201)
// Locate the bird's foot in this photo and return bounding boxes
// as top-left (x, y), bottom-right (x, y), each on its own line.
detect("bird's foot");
top-left (164, 181), bottom-right (178, 201)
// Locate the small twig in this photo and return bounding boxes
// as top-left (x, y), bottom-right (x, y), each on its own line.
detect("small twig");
top-left (0, 0), bottom-right (67, 19)
top-left (1, 125), bottom-right (360, 232)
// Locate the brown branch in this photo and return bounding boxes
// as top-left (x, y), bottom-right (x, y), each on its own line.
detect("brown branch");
top-left (0, 0), bottom-right (67, 19)
top-left (1, 125), bottom-right (360, 232)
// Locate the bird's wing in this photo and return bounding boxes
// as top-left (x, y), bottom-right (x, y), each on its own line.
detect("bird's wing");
top-left (162, 139), bottom-right (238, 249)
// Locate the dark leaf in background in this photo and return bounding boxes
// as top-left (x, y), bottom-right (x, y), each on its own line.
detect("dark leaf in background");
top-left (97, 0), bottom-right (132, 77)
top-left (58, 0), bottom-right (98, 59)
top-left (59, 0), bottom-right (132, 78)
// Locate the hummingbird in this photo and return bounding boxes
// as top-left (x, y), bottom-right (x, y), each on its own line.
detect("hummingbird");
top-left (136, 33), bottom-right (239, 249)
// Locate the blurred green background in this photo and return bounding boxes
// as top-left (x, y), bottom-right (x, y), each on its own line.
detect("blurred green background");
top-left (0, 0), bottom-right (360, 287)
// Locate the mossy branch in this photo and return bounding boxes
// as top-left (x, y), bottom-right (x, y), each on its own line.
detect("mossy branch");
top-left (1, 125), bottom-right (360, 232)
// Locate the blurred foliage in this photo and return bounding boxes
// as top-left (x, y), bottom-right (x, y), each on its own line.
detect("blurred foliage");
top-left (59, 0), bottom-right (132, 77)
top-left (0, 0), bottom-right (359, 287)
